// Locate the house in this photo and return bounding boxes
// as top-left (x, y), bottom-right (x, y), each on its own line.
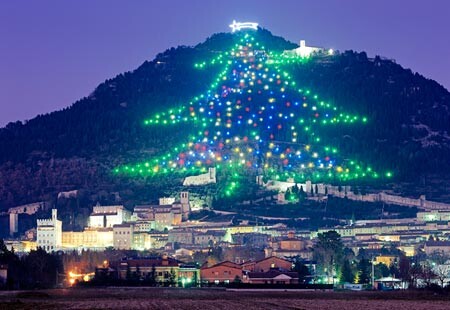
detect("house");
top-left (375, 255), bottom-right (399, 267)
top-left (242, 256), bottom-right (293, 273)
top-left (243, 270), bottom-right (299, 285)
top-left (111, 255), bottom-right (180, 285)
top-left (200, 261), bottom-right (243, 285)
top-left (424, 241), bottom-right (450, 255)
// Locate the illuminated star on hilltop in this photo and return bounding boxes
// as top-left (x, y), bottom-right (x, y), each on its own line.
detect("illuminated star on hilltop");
top-left (229, 20), bottom-right (259, 32)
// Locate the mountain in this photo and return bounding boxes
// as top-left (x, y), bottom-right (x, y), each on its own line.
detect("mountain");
top-left (0, 28), bottom-right (449, 211)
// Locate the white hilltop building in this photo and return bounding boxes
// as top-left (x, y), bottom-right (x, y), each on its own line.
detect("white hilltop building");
top-left (88, 204), bottom-right (131, 228)
top-left (284, 40), bottom-right (333, 58)
top-left (183, 167), bottom-right (216, 186)
top-left (37, 209), bottom-right (62, 252)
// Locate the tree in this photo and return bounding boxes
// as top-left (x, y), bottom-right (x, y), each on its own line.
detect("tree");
top-left (398, 255), bottom-right (411, 283)
top-left (126, 265), bottom-right (132, 281)
top-left (23, 248), bottom-right (61, 288)
top-left (374, 263), bottom-right (390, 280)
top-left (340, 259), bottom-right (354, 283)
top-left (356, 259), bottom-right (371, 284)
top-left (168, 268), bottom-right (177, 286)
top-left (433, 264), bottom-right (450, 288)
top-left (313, 231), bottom-right (344, 283)
top-left (115, 34), bottom-right (383, 195)
top-left (145, 264), bottom-right (157, 286)
top-left (292, 257), bottom-right (311, 283)
top-left (420, 262), bottom-right (437, 287)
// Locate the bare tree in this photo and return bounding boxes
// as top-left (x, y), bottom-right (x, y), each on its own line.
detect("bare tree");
top-left (433, 264), bottom-right (450, 288)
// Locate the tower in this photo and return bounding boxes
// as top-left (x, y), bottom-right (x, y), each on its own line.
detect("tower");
top-left (180, 192), bottom-right (191, 220)
top-left (9, 213), bottom-right (18, 237)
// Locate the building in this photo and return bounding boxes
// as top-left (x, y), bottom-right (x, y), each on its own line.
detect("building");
top-left (265, 232), bottom-right (311, 259)
top-left (200, 261), bottom-right (243, 285)
top-left (37, 209), bottom-right (62, 252)
top-left (283, 40), bottom-right (332, 58)
top-left (113, 224), bottom-right (134, 250)
top-left (88, 205), bottom-right (131, 228)
top-left (375, 255), bottom-right (399, 267)
top-left (424, 241), bottom-right (450, 256)
top-left (178, 264), bottom-right (200, 287)
top-left (194, 230), bottom-right (226, 247)
top-left (133, 231), bottom-right (168, 251)
top-left (242, 256), bottom-right (293, 273)
top-left (154, 205), bottom-right (179, 230)
top-left (168, 229), bottom-right (195, 245)
top-left (183, 167), bottom-right (216, 186)
top-left (61, 228), bottom-right (113, 251)
top-left (111, 255), bottom-right (180, 285)
top-left (417, 211), bottom-right (450, 222)
top-left (231, 233), bottom-right (270, 248)
top-left (4, 240), bottom-right (37, 253)
top-left (243, 270), bottom-right (299, 284)
top-left (8, 202), bottom-right (47, 236)
top-left (173, 192), bottom-right (191, 220)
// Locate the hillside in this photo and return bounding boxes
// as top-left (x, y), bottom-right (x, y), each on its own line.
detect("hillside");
top-left (0, 28), bottom-right (449, 211)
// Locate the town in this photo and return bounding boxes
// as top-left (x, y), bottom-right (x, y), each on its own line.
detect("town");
top-left (1, 174), bottom-right (450, 291)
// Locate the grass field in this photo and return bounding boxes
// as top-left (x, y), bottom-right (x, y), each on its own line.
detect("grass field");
top-left (1, 287), bottom-right (450, 309)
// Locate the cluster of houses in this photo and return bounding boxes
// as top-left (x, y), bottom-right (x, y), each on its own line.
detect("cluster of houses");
top-left (98, 255), bottom-right (302, 286)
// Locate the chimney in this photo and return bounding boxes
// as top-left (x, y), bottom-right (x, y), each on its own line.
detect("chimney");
top-left (162, 254), bottom-right (169, 266)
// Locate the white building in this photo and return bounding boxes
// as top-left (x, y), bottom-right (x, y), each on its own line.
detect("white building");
top-left (37, 209), bottom-right (62, 252)
top-left (183, 167), bottom-right (216, 186)
top-left (283, 40), bottom-right (333, 58)
top-left (113, 223), bottom-right (134, 250)
top-left (9, 201), bottom-right (47, 236)
top-left (88, 204), bottom-right (131, 228)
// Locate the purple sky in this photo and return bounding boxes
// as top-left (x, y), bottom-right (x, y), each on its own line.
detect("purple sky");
top-left (1, 0), bottom-right (449, 127)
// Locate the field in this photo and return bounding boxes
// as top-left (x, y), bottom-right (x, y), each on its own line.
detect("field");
top-left (1, 288), bottom-right (450, 310)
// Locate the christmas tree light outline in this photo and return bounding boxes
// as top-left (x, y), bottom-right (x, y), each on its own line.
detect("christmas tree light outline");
top-left (114, 33), bottom-right (392, 186)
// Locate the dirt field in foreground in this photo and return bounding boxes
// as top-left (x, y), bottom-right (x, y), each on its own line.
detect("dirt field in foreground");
top-left (0, 287), bottom-right (450, 310)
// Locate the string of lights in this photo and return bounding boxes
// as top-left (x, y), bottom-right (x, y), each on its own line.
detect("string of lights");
top-left (115, 33), bottom-right (392, 191)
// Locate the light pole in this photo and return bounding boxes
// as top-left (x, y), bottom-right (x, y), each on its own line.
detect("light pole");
top-left (371, 257), bottom-right (375, 290)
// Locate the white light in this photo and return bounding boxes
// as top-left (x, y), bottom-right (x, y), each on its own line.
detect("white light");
top-left (229, 20), bottom-right (259, 32)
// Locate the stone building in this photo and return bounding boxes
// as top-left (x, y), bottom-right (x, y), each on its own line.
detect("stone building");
top-left (37, 209), bottom-right (62, 252)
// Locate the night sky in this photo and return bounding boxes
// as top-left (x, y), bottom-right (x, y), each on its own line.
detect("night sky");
top-left (1, 0), bottom-right (449, 127)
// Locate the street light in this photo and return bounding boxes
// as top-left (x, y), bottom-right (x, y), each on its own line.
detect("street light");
top-left (372, 257), bottom-right (375, 290)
